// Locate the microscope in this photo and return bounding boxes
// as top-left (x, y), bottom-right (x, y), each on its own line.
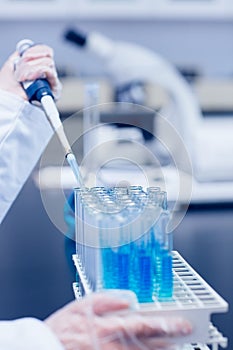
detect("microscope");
top-left (64, 28), bottom-right (233, 184)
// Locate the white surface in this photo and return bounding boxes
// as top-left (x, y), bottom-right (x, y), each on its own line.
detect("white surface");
top-left (193, 117), bottom-right (233, 182)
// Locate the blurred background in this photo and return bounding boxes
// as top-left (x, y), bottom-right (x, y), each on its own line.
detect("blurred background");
top-left (0, 0), bottom-right (233, 348)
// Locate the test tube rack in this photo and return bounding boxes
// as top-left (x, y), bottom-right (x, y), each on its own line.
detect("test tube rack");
top-left (72, 186), bottom-right (228, 348)
top-left (73, 251), bottom-right (228, 349)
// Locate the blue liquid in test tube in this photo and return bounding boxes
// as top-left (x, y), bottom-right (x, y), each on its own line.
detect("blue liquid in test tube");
top-left (137, 251), bottom-right (153, 302)
top-left (102, 248), bottom-right (119, 289)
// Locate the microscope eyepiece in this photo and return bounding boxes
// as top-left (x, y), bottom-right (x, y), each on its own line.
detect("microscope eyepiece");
top-left (64, 29), bottom-right (87, 47)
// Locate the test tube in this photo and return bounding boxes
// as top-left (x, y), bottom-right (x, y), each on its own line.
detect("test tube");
top-left (153, 190), bottom-right (173, 300)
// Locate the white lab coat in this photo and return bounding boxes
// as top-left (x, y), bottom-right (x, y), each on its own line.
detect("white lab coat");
top-left (0, 89), bottom-right (64, 350)
top-left (0, 89), bottom-right (53, 223)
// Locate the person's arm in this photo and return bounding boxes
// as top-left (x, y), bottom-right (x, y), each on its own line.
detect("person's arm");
top-left (0, 90), bottom-right (53, 223)
top-left (0, 318), bottom-right (64, 350)
top-left (0, 45), bottom-right (61, 223)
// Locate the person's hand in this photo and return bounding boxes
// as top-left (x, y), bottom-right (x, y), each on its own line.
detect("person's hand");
top-left (45, 292), bottom-right (192, 350)
top-left (0, 44), bottom-right (62, 100)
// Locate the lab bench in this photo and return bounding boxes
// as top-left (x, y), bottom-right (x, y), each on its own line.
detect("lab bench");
top-left (56, 77), bottom-right (233, 114)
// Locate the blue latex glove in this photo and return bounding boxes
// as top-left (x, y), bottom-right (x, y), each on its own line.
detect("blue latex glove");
top-left (64, 191), bottom-right (76, 276)
top-left (64, 191), bottom-right (75, 240)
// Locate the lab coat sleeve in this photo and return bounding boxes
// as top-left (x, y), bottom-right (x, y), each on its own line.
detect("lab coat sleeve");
top-left (0, 89), bottom-right (54, 223)
top-left (0, 317), bottom-right (64, 350)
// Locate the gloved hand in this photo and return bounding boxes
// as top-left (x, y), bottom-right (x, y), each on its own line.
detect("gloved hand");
top-left (45, 291), bottom-right (192, 350)
top-left (0, 44), bottom-right (62, 100)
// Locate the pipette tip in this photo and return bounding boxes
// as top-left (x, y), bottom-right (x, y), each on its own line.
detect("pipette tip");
top-left (66, 152), bottom-right (84, 188)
